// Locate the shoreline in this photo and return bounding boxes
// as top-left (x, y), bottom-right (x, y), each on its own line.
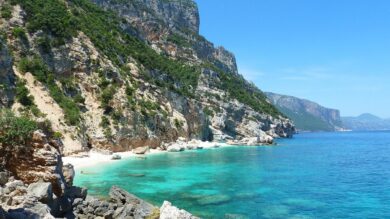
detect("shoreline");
top-left (63, 141), bottom-right (232, 170)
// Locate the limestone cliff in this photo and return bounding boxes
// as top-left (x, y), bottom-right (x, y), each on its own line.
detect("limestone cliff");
top-left (0, 36), bottom-right (15, 107)
top-left (0, 0), bottom-right (294, 154)
top-left (266, 92), bottom-right (342, 131)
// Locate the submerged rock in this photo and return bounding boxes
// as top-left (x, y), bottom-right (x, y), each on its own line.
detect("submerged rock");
top-left (160, 201), bottom-right (199, 219)
top-left (224, 213), bottom-right (249, 219)
top-left (197, 194), bottom-right (232, 206)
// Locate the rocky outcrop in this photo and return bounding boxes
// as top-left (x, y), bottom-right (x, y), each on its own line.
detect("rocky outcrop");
top-left (0, 129), bottom-right (197, 218)
top-left (266, 92), bottom-right (342, 131)
top-left (0, 36), bottom-right (15, 108)
top-left (160, 201), bottom-right (199, 219)
top-left (94, 0), bottom-right (200, 33)
top-left (0, 130), bottom-right (66, 197)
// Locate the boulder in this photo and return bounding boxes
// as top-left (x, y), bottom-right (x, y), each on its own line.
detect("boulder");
top-left (186, 139), bottom-right (202, 150)
top-left (0, 172), bottom-right (8, 186)
top-left (109, 186), bottom-right (156, 217)
top-left (27, 182), bottom-right (53, 204)
top-left (4, 180), bottom-right (24, 194)
top-left (133, 146), bottom-right (149, 155)
top-left (65, 186), bottom-right (88, 200)
top-left (62, 164), bottom-right (75, 187)
top-left (167, 143), bottom-right (185, 152)
top-left (8, 201), bottom-right (54, 219)
top-left (160, 201), bottom-right (199, 219)
top-left (111, 154), bottom-right (122, 160)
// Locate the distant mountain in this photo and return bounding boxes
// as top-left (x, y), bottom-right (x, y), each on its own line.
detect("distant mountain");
top-left (266, 92), bottom-right (343, 132)
top-left (342, 113), bottom-right (390, 131)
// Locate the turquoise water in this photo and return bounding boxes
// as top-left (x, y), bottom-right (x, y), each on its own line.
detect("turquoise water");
top-left (74, 131), bottom-right (390, 218)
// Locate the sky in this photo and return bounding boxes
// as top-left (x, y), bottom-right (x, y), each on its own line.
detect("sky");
top-left (195, 0), bottom-right (390, 118)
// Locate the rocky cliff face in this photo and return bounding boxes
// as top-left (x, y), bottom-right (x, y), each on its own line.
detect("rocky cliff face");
top-left (266, 92), bottom-right (342, 131)
top-left (0, 0), bottom-right (294, 155)
top-left (0, 36), bottom-right (15, 108)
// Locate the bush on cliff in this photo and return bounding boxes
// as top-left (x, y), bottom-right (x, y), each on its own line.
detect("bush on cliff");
top-left (0, 109), bottom-right (37, 146)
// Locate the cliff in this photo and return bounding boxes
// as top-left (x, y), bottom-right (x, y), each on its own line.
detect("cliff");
top-left (0, 0), bottom-right (294, 155)
top-left (266, 92), bottom-right (343, 131)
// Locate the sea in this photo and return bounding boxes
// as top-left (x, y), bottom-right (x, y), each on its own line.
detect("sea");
top-left (74, 131), bottom-right (390, 218)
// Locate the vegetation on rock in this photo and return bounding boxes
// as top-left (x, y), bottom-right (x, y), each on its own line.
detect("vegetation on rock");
top-left (0, 109), bottom-right (37, 146)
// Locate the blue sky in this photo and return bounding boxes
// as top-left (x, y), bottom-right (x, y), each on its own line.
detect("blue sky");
top-left (195, 0), bottom-right (390, 118)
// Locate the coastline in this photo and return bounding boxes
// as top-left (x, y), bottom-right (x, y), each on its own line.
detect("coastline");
top-left (62, 149), bottom-right (165, 169)
top-left (63, 141), bottom-right (232, 170)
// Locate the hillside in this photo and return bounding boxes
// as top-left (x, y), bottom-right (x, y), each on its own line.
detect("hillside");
top-left (0, 0), bottom-right (294, 154)
top-left (342, 113), bottom-right (390, 131)
top-left (266, 92), bottom-right (343, 131)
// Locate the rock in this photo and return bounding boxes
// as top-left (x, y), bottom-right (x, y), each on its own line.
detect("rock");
top-left (186, 139), bottom-right (201, 150)
top-left (31, 130), bottom-right (48, 144)
top-left (111, 154), bottom-right (122, 160)
top-left (4, 180), bottom-right (24, 194)
top-left (65, 186), bottom-right (88, 200)
top-left (160, 201), bottom-right (199, 219)
top-left (52, 195), bottom-right (72, 216)
top-left (0, 172), bottom-right (8, 186)
top-left (167, 143), bottom-right (185, 152)
top-left (133, 146), bottom-right (149, 155)
top-left (62, 164), bottom-right (75, 187)
top-left (109, 186), bottom-right (155, 217)
top-left (8, 202), bottom-right (54, 219)
top-left (27, 182), bottom-right (53, 204)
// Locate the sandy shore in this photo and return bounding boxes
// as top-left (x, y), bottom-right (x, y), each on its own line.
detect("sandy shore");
top-left (63, 141), bottom-right (231, 170)
top-left (62, 149), bottom-right (165, 169)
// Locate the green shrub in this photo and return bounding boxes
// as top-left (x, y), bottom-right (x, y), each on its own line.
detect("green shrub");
top-left (14, 0), bottom-right (77, 44)
top-left (12, 27), bottom-right (27, 40)
top-left (0, 109), bottom-right (38, 146)
top-left (174, 118), bottom-right (184, 129)
top-left (15, 79), bottom-right (34, 107)
top-left (101, 85), bottom-right (116, 110)
top-left (1, 4), bottom-right (12, 19)
top-left (100, 116), bottom-right (110, 128)
top-left (53, 131), bottom-right (63, 139)
top-left (35, 36), bottom-right (52, 53)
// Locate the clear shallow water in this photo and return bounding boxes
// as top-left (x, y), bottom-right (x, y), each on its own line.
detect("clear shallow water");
top-left (74, 131), bottom-right (390, 218)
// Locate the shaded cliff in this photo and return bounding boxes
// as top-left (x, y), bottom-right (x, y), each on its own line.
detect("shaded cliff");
top-left (266, 92), bottom-right (342, 131)
top-left (0, 0), bottom-right (294, 154)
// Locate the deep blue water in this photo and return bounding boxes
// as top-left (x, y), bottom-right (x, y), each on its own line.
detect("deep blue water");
top-left (74, 131), bottom-right (390, 218)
